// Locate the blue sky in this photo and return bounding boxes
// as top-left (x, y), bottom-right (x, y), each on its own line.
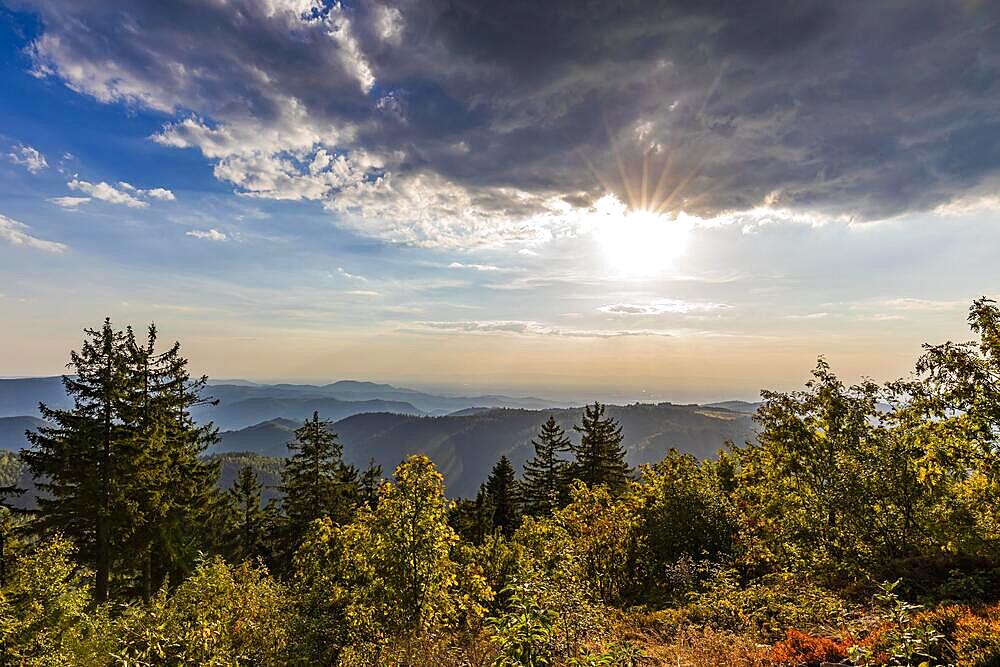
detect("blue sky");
top-left (1, 1), bottom-right (999, 402)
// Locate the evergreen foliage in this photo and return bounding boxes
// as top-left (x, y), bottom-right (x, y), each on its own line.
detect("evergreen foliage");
top-left (570, 402), bottom-right (632, 494)
top-left (226, 464), bottom-right (267, 563)
top-left (484, 455), bottom-right (520, 536)
top-left (277, 411), bottom-right (358, 566)
top-left (520, 415), bottom-right (572, 516)
top-left (21, 319), bottom-right (219, 601)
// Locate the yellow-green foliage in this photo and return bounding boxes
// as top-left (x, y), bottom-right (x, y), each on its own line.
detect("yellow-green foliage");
top-left (111, 557), bottom-right (291, 665)
top-left (0, 535), bottom-right (98, 665)
top-left (291, 454), bottom-right (492, 661)
top-left (677, 570), bottom-right (855, 643)
top-left (551, 481), bottom-right (641, 603)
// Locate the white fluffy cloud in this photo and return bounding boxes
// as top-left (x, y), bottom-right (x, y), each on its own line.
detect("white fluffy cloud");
top-left (186, 228), bottom-right (227, 241)
top-left (324, 171), bottom-right (584, 248)
top-left (0, 213), bottom-right (67, 253)
top-left (7, 144), bottom-right (48, 173)
top-left (118, 181), bottom-right (176, 200)
top-left (68, 179), bottom-right (147, 208)
top-left (65, 179), bottom-right (176, 208)
top-left (144, 188), bottom-right (176, 201)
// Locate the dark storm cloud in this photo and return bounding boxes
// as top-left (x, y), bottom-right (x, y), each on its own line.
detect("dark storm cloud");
top-left (16, 0), bottom-right (1000, 233)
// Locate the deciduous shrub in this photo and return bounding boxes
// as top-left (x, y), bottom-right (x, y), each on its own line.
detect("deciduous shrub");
top-left (767, 629), bottom-right (849, 666)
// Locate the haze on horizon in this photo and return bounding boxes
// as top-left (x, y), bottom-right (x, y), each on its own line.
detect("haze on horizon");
top-left (2, 1), bottom-right (998, 400)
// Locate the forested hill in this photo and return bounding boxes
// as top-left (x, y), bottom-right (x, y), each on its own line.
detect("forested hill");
top-left (2, 403), bottom-right (754, 500)
top-left (215, 403), bottom-right (756, 497)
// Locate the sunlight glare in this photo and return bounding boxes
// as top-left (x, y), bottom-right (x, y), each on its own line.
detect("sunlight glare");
top-left (594, 195), bottom-right (690, 276)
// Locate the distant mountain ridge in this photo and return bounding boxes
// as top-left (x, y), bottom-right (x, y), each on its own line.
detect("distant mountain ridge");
top-left (2, 375), bottom-right (761, 497)
top-left (215, 403), bottom-right (757, 496)
top-left (0, 376), bottom-right (569, 429)
top-left (702, 400), bottom-right (762, 414)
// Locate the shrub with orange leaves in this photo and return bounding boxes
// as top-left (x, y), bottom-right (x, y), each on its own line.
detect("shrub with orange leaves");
top-left (953, 602), bottom-right (1000, 667)
top-left (767, 629), bottom-right (849, 666)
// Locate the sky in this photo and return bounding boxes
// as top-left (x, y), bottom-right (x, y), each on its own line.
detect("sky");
top-left (1, 1), bottom-right (999, 402)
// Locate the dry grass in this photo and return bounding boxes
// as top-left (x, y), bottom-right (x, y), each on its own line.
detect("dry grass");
top-left (636, 627), bottom-right (770, 667)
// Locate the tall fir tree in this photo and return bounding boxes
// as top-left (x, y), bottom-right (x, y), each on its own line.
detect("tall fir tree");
top-left (120, 324), bottom-right (221, 597)
top-left (278, 412), bottom-right (358, 560)
top-left (570, 402), bottom-right (632, 494)
top-left (23, 319), bottom-right (129, 602)
top-left (521, 416), bottom-right (572, 516)
top-left (226, 464), bottom-right (267, 563)
top-left (483, 456), bottom-right (519, 536)
top-left (22, 319), bottom-right (220, 601)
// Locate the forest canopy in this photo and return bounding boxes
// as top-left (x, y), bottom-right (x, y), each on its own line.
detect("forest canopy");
top-left (4, 300), bottom-right (1000, 665)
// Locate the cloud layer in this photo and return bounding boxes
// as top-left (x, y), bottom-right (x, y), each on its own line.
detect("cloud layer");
top-left (18, 0), bottom-right (1000, 247)
top-left (0, 213), bottom-right (67, 252)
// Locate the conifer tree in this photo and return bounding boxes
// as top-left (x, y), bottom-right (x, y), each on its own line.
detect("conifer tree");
top-left (227, 464), bottom-right (266, 562)
top-left (521, 416), bottom-right (572, 516)
top-left (22, 319), bottom-right (220, 601)
top-left (120, 324), bottom-right (220, 597)
top-left (279, 412), bottom-right (358, 557)
top-left (570, 402), bottom-right (632, 494)
top-left (484, 455), bottom-right (519, 536)
top-left (23, 319), bottom-right (129, 602)
top-left (358, 458), bottom-right (382, 510)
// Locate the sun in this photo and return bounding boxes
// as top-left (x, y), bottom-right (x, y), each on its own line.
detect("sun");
top-left (594, 200), bottom-right (690, 276)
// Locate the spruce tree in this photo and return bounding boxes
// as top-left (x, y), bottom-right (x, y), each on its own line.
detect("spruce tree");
top-left (521, 416), bottom-right (572, 516)
top-left (227, 464), bottom-right (266, 562)
top-left (23, 318), bottom-right (129, 602)
top-left (570, 402), bottom-right (632, 494)
top-left (22, 319), bottom-right (220, 601)
top-left (483, 456), bottom-right (519, 536)
top-left (120, 324), bottom-right (220, 597)
top-left (279, 412), bottom-right (358, 557)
